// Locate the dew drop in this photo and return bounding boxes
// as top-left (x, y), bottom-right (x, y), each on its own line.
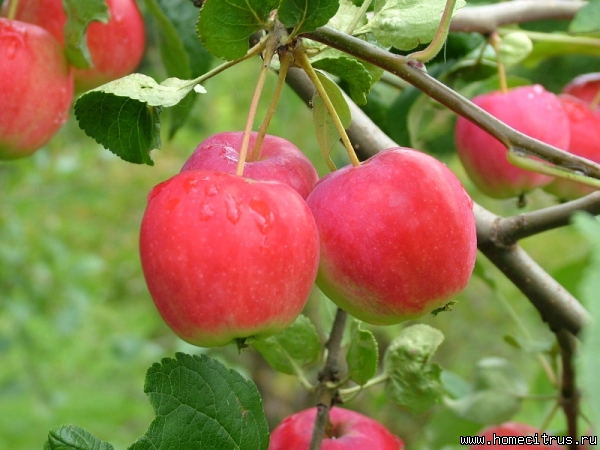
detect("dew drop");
top-left (206, 185), bottom-right (219, 196)
top-left (199, 204), bottom-right (214, 220)
top-left (225, 194), bottom-right (241, 224)
top-left (249, 199), bottom-right (274, 234)
top-left (183, 177), bottom-right (199, 193)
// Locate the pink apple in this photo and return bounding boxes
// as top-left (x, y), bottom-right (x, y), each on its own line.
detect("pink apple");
top-left (5, 0), bottom-right (146, 91)
top-left (139, 170), bottom-right (319, 347)
top-left (455, 85), bottom-right (570, 198)
top-left (469, 422), bottom-right (564, 449)
top-left (563, 73), bottom-right (600, 110)
top-left (305, 148), bottom-right (477, 325)
top-left (181, 132), bottom-right (319, 199)
top-left (268, 407), bottom-right (405, 450)
top-left (544, 95), bottom-right (600, 200)
top-left (0, 18), bottom-right (73, 159)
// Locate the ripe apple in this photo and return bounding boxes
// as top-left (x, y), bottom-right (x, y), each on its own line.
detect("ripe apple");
top-left (544, 95), bottom-right (600, 200)
top-left (455, 85), bottom-right (570, 198)
top-left (268, 407), bottom-right (405, 450)
top-left (5, 0), bottom-right (145, 91)
top-left (139, 170), bottom-right (320, 347)
top-left (469, 422), bottom-right (564, 449)
top-left (305, 148), bottom-right (477, 325)
top-left (181, 132), bottom-right (319, 199)
top-left (0, 18), bottom-right (73, 159)
top-left (563, 73), bottom-right (600, 110)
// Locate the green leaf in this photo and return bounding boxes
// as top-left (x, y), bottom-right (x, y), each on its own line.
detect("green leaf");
top-left (74, 74), bottom-right (204, 164)
top-left (360, 0), bottom-right (466, 50)
top-left (128, 353), bottom-right (269, 450)
top-left (327, 0), bottom-right (366, 32)
top-left (146, 0), bottom-right (213, 138)
top-left (445, 357), bottom-right (528, 425)
top-left (44, 425), bottom-right (115, 450)
top-left (383, 324), bottom-right (445, 414)
top-left (63, 0), bottom-right (110, 68)
top-left (252, 315), bottom-right (321, 375)
top-left (569, 0), bottom-right (600, 33)
top-left (573, 213), bottom-right (600, 427)
top-left (197, 0), bottom-right (277, 60)
top-left (312, 71), bottom-right (352, 167)
top-left (346, 320), bottom-right (378, 385)
top-left (312, 55), bottom-right (377, 105)
top-left (279, 0), bottom-right (340, 36)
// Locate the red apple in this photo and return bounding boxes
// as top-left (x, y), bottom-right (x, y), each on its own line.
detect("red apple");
top-left (4, 0), bottom-right (145, 91)
top-left (563, 73), bottom-right (600, 110)
top-left (268, 407), bottom-right (405, 450)
top-left (139, 170), bottom-right (319, 347)
top-left (305, 148), bottom-right (477, 325)
top-left (0, 18), bottom-right (73, 159)
top-left (455, 85), bottom-right (570, 198)
top-left (181, 132), bottom-right (319, 199)
top-left (469, 422), bottom-right (564, 449)
top-left (544, 95), bottom-right (600, 200)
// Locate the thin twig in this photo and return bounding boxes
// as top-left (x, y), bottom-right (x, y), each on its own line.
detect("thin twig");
top-left (556, 329), bottom-right (579, 450)
top-left (309, 308), bottom-right (348, 450)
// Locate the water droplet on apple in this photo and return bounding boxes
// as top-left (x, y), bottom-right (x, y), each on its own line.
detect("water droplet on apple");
top-left (147, 179), bottom-right (172, 201)
top-left (224, 194), bottom-right (241, 224)
top-left (249, 199), bottom-right (274, 234)
top-left (183, 177), bottom-right (199, 193)
top-left (206, 185), bottom-right (219, 196)
top-left (199, 204), bottom-right (214, 220)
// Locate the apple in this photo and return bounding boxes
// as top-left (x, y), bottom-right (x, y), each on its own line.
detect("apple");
top-left (181, 131), bottom-right (319, 199)
top-left (563, 73), bottom-right (600, 110)
top-left (543, 95), bottom-right (600, 200)
top-left (305, 148), bottom-right (477, 325)
top-left (0, 18), bottom-right (73, 159)
top-left (4, 0), bottom-right (145, 91)
top-left (455, 85), bottom-right (570, 198)
top-left (139, 170), bottom-right (320, 347)
top-left (268, 407), bottom-right (405, 450)
top-left (469, 422), bottom-right (564, 449)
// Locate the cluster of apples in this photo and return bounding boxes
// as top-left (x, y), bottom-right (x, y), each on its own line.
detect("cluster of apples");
top-left (0, 0), bottom-right (145, 160)
top-left (455, 74), bottom-right (600, 201)
top-left (139, 131), bottom-right (477, 347)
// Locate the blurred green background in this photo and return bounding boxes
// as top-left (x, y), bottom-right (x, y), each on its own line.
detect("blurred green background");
top-left (2, 4), bottom-right (600, 449)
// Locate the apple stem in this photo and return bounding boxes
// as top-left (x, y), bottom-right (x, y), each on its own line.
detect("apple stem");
top-left (294, 44), bottom-right (361, 168)
top-left (6, 0), bottom-right (19, 20)
top-left (407, 0), bottom-right (458, 63)
top-left (508, 147), bottom-right (600, 189)
top-left (345, 0), bottom-right (373, 35)
top-left (249, 50), bottom-right (293, 161)
top-left (235, 38), bottom-right (277, 177)
top-left (590, 87), bottom-right (600, 109)
top-left (490, 32), bottom-right (509, 94)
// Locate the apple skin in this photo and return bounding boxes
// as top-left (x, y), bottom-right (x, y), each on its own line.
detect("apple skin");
top-left (268, 407), bottom-right (405, 450)
top-left (5, 0), bottom-right (145, 91)
top-left (455, 85), bottom-right (570, 198)
top-left (544, 95), bottom-right (600, 200)
top-left (0, 18), bottom-right (73, 159)
top-left (305, 148), bottom-right (477, 325)
top-left (181, 132), bottom-right (319, 199)
top-left (139, 170), bottom-right (320, 347)
top-left (469, 422), bottom-right (564, 449)
top-left (563, 73), bottom-right (600, 110)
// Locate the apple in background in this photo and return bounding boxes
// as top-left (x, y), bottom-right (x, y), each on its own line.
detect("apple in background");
top-left (469, 422), bottom-right (564, 449)
top-left (0, 18), bottom-right (73, 160)
top-left (563, 73), bottom-right (600, 110)
top-left (305, 148), bottom-right (477, 325)
top-left (544, 95), bottom-right (600, 200)
top-left (455, 85), bottom-right (570, 199)
top-left (4, 0), bottom-right (145, 91)
top-left (181, 132), bottom-right (319, 199)
top-left (269, 407), bottom-right (405, 450)
top-left (139, 170), bottom-right (319, 347)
